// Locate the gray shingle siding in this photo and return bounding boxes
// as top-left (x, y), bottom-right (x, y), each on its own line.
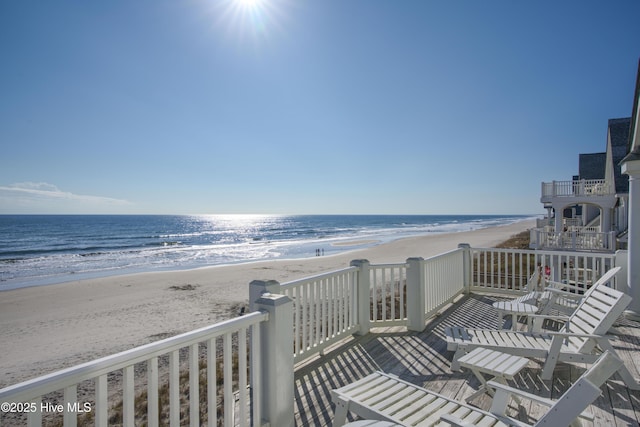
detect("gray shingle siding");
top-left (609, 117), bottom-right (631, 193)
top-left (579, 153), bottom-right (606, 180)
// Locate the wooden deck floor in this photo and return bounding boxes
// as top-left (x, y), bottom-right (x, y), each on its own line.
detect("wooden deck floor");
top-left (293, 293), bottom-right (640, 426)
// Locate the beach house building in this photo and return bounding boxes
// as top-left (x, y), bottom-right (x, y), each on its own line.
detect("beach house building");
top-left (531, 117), bottom-right (632, 252)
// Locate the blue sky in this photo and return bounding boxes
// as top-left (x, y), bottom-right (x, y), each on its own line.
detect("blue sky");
top-left (1, 1), bottom-right (639, 215)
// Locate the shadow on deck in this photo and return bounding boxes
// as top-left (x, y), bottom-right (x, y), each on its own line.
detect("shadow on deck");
top-left (293, 293), bottom-right (640, 426)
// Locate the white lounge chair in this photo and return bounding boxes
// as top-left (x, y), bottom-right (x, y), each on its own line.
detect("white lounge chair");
top-left (528, 266), bottom-right (621, 331)
top-left (445, 267), bottom-right (640, 389)
top-left (493, 267), bottom-right (611, 330)
top-left (331, 351), bottom-right (623, 427)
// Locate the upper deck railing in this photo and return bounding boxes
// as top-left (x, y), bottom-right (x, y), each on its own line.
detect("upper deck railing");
top-left (541, 179), bottom-right (614, 200)
top-left (0, 246), bottom-right (622, 426)
top-left (530, 228), bottom-right (617, 252)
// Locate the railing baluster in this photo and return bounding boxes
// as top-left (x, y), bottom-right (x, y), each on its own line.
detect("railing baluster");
top-left (223, 333), bottom-right (233, 427)
top-left (483, 250), bottom-right (488, 287)
top-left (371, 269), bottom-right (378, 322)
top-left (382, 268), bottom-right (388, 321)
top-left (63, 385), bottom-right (77, 427)
top-left (391, 267), bottom-right (397, 321)
top-left (238, 328), bottom-right (248, 427)
top-left (189, 343), bottom-right (199, 427)
top-left (251, 322), bottom-right (261, 427)
top-left (302, 283), bottom-right (308, 354)
top-left (169, 350), bottom-right (179, 427)
top-left (328, 276), bottom-right (335, 339)
top-left (207, 337), bottom-right (216, 427)
top-left (147, 358), bottom-right (158, 427)
top-left (491, 251), bottom-right (495, 288)
top-left (336, 274), bottom-right (343, 333)
top-left (26, 397), bottom-right (41, 427)
top-left (317, 278), bottom-right (323, 343)
top-left (123, 365), bottom-right (134, 426)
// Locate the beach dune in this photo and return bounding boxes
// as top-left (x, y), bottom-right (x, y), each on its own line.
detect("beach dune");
top-left (0, 220), bottom-right (534, 387)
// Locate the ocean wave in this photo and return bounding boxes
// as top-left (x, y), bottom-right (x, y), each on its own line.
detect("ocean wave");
top-left (0, 214), bottom-right (533, 290)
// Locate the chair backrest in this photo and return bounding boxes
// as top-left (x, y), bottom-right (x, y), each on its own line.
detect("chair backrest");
top-left (562, 267), bottom-right (629, 352)
top-left (535, 351), bottom-right (622, 426)
top-left (525, 267), bottom-right (542, 293)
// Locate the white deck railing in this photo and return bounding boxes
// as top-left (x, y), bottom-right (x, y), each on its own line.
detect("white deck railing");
top-left (470, 247), bottom-right (618, 294)
top-left (541, 179), bottom-right (613, 198)
top-left (0, 311), bottom-right (269, 427)
top-left (369, 262), bottom-right (408, 326)
top-left (1, 245), bottom-right (623, 427)
top-left (530, 228), bottom-right (617, 252)
top-left (420, 249), bottom-right (465, 320)
top-left (277, 267), bottom-right (360, 362)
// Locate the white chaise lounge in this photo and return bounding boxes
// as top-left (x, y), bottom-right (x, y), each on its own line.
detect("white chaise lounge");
top-left (331, 351), bottom-right (623, 427)
top-left (445, 267), bottom-right (640, 389)
top-left (494, 267), bottom-right (619, 330)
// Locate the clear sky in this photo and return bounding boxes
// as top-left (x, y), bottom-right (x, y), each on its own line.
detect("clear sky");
top-left (1, 1), bottom-right (639, 215)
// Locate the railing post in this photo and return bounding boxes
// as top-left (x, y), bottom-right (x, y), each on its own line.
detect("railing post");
top-left (615, 250), bottom-right (629, 293)
top-left (251, 288), bottom-right (294, 427)
top-left (249, 279), bottom-right (281, 312)
top-left (350, 259), bottom-right (371, 336)
top-left (458, 243), bottom-right (471, 293)
top-left (406, 257), bottom-right (426, 332)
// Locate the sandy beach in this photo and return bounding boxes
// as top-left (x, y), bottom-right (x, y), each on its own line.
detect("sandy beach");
top-left (0, 219), bottom-right (534, 388)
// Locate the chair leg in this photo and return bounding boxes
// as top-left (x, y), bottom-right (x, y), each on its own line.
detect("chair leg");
top-left (450, 347), bottom-right (467, 371)
top-left (332, 396), bottom-right (350, 427)
top-left (542, 335), bottom-right (563, 380)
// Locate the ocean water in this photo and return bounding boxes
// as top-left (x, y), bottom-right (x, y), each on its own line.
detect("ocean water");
top-left (0, 214), bottom-right (531, 290)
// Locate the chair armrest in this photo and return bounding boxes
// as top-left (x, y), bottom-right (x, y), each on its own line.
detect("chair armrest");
top-left (526, 313), bottom-right (570, 332)
top-left (547, 331), bottom-right (615, 340)
top-left (440, 414), bottom-right (526, 427)
top-left (527, 313), bottom-right (570, 322)
top-left (487, 381), bottom-right (595, 423)
top-left (439, 414), bottom-right (477, 427)
top-left (544, 286), bottom-right (585, 300)
top-left (488, 381), bottom-right (555, 407)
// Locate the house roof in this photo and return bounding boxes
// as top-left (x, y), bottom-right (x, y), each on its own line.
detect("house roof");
top-left (609, 117), bottom-right (631, 193)
top-left (621, 58), bottom-right (640, 163)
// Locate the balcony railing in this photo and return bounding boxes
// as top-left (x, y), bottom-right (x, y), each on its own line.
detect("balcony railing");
top-left (530, 228), bottom-right (617, 252)
top-left (0, 246), bottom-right (621, 427)
top-left (541, 179), bottom-right (614, 199)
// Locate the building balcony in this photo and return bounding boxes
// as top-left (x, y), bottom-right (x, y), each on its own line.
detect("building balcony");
top-left (1, 247), bottom-right (637, 426)
top-left (540, 179), bottom-right (615, 204)
top-left (529, 227), bottom-right (617, 252)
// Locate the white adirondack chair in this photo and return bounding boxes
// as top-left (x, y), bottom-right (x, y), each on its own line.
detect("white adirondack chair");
top-left (445, 267), bottom-right (640, 390)
top-left (529, 266), bottom-right (621, 330)
top-left (499, 267), bottom-right (546, 306)
top-left (494, 266), bottom-right (612, 327)
top-left (332, 351), bottom-right (622, 427)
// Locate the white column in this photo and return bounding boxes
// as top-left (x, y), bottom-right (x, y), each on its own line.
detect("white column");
top-left (621, 159), bottom-right (640, 318)
top-left (251, 290), bottom-right (295, 427)
top-left (553, 203), bottom-right (564, 233)
top-left (406, 257), bottom-right (426, 332)
top-left (602, 207), bottom-right (612, 233)
top-left (350, 259), bottom-right (371, 335)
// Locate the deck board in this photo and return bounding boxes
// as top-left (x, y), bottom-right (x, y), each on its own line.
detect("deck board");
top-left (294, 293), bottom-right (640, 426)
